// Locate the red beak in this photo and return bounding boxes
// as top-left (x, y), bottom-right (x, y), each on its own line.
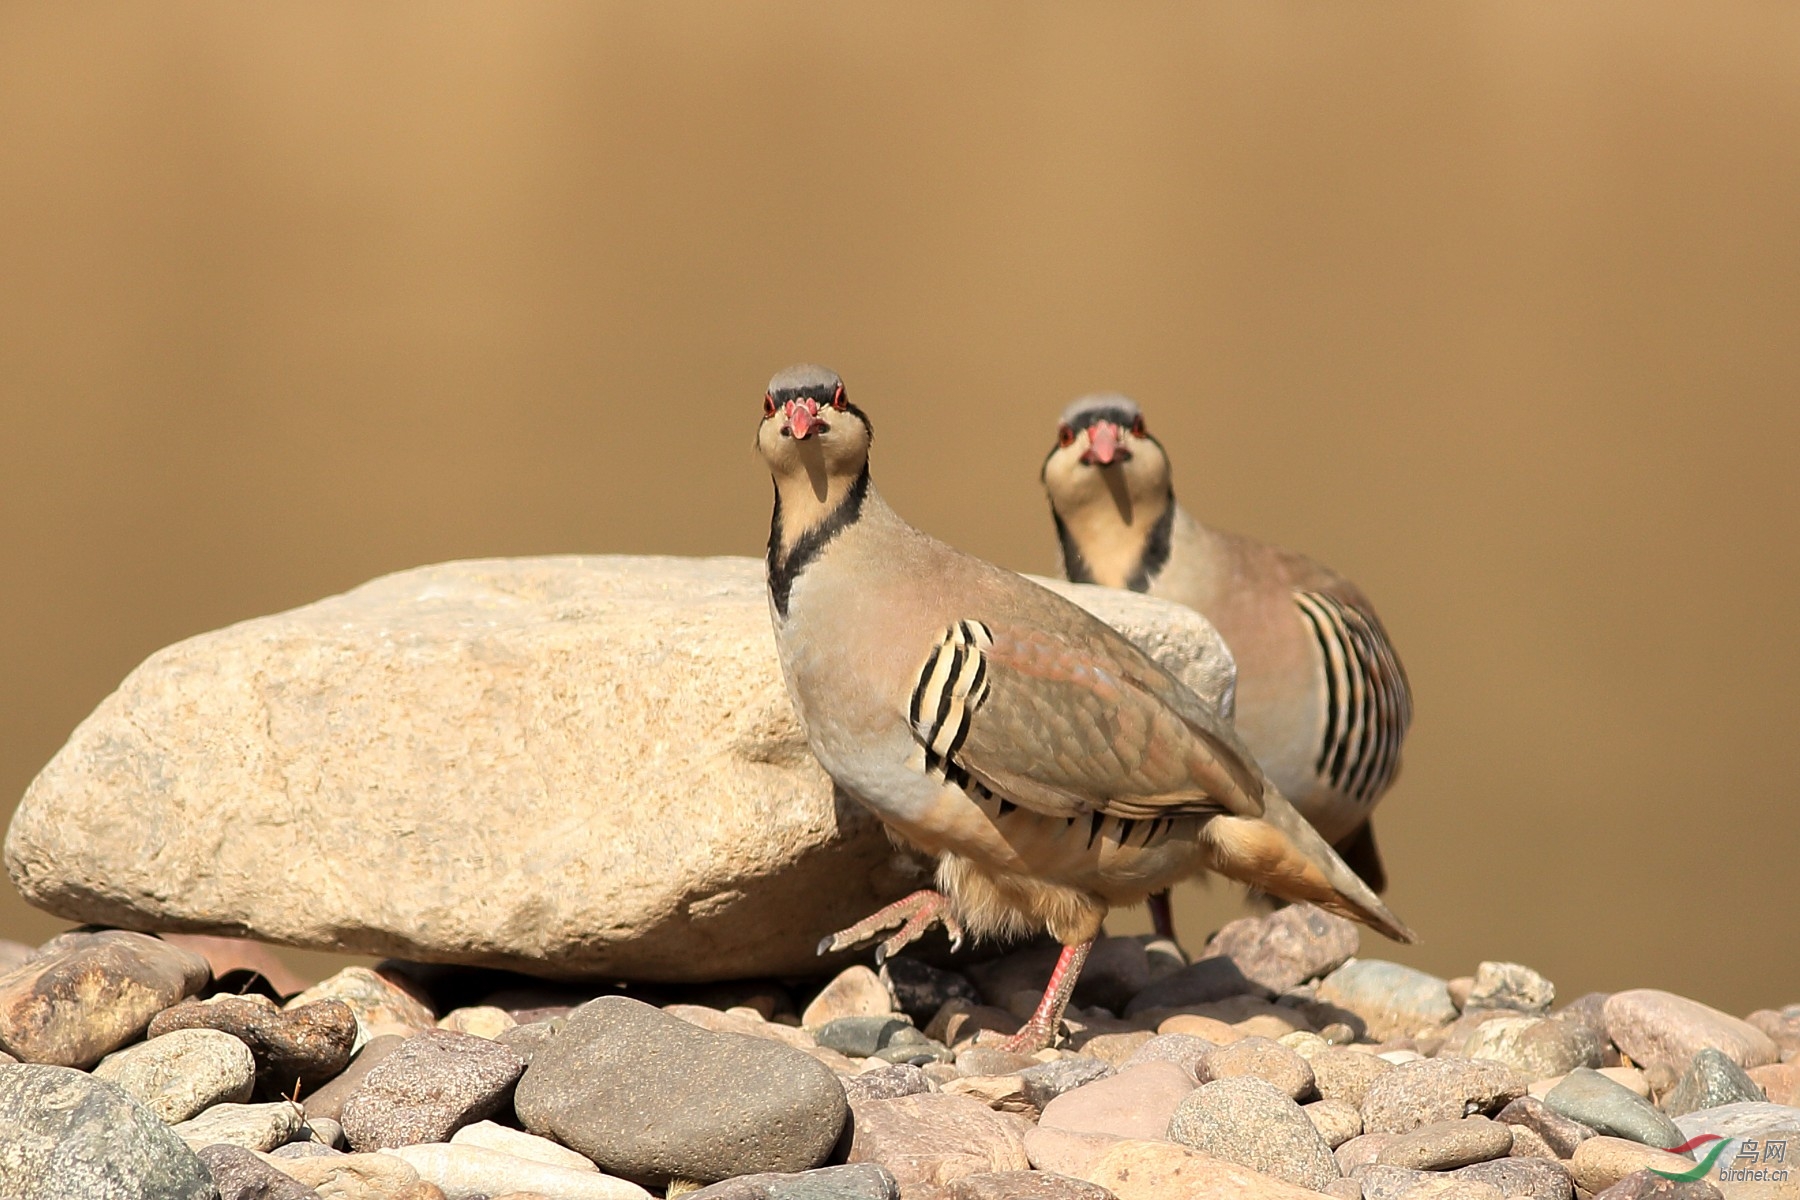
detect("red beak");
top-left (1081, 421), bottom-right (1129, 465)
top-left (786, 398), bottom-right (821, 439)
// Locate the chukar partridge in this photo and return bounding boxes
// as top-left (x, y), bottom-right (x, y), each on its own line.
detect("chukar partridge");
top-left (758, 365), bottom-right (1412, 1052)
top-left (1042, 393), bottom-right (1413, 939)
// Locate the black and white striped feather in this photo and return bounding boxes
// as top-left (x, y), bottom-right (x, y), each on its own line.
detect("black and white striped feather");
top-left (1294, 591), bottom-right (1412, 805)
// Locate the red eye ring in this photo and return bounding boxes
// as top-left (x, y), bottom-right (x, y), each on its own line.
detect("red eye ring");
top-left (763, 394), bottom-right (777, 418)
top-left (1131, 415), bottom-right (1146, 436)
top-left (1057, 425), bottom-right (1075, 448)
top-left (832, 383), bottom-right (848, 411)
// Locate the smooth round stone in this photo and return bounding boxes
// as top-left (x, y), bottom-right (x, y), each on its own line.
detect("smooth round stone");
top-left (1336, 1132), bottom-right (1399, 1173)
top-left (1315, 960), bottom-right (1458, 1041)
top-left (1451, 1157), bottom-right (1575, 1200)
top-left (1037, 1061), bottom-right (1193, 1141)
top-left (842, 1064), bottom-right (932, 1104)
top-left (515, 996), bottom-right (848, 1185)
top-left (1671, 1099), bottom-right (1800, 1141)
top-left (0, 1063), bottom-right (215, 1199)
top-left (437, 1006), bottom-right (516, 1040)
top-left (0, 932), bottom-right (211, 1069)
top-left (1018, 1057), bottom-right (1114, 1111)
top-left (1072, 1031), bottom-right (1154, 1067)
top-left (196, 1143), bottom-right (320, 1200)
top-left (1463, 1016), bottom-right (1602, 1081)
top-left (1358, 1165), bottom-right (1505, 1200)
top-left (957, 1047), bottom-right (1040, 1078)
top-left (802, 967), bottom-right (897, 1029)
top-left (1305, 1098), bottom-right (1363, 1148)
top-left (1375, 1117), bottom-right (1515, 1170)
top-left (286, 968), bottom-right (438, 1036)
top-left (381, 1143), bottom-right (651, 1200)
top-left (1167, 1075), bottom-right (1340, 1191)
top-left (1567, 1137), bottom-right (1699, 1195)
top-left (451, 1119), bottom-right (600, 1172)
top-left (1542, 1068), bottom-right (1683, 1149)
top-left (261, 1151), bottom-right (420, 1197)
top-left (1119, 1034), bottom-right (1215, 1082)
top-left (845, 1092), bottom-right (1029, 1196)
top-left (1361, 1058), bottom-right (1528, 1134)
top-left (1589, 1169), bottom-right (1723, 1199)
top-left (93, 1027), bottom-right (257, 1123)
top-left (172, 1100), bottom-right (307, 1153)
top-left (1198, 904), bottom-right (1361, 995)
top-left (1661, 1048), bottom-right (1765, 1117)
top-left (1602, 991), bottom-right (1778, 1075)
top-left (815, 1017), bottom-right (915, 1059)
top-left (1309, 1046), bottom-right (1396, 1108)
top-left (340, 1029), bottom-right (525, 1151)
top-left (1196, 1036), bottom-right (1315, 1100)
top-left (149, 994), bottom-right (357, 1098)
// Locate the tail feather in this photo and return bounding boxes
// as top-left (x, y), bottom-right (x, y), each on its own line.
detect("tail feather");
top-left (1201, 787), bottom-right (1415, 944)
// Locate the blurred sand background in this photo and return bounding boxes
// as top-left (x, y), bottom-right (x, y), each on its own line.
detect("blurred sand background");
top-left (1, 3), bottom-right (1796, 1008)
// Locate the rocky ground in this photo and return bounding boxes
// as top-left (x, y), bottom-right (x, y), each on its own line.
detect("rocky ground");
top-left (1, 910), bottom-right (1796, 1200)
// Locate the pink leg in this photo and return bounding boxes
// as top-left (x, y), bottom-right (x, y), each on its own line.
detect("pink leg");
top-left (1147, 890), bottom-right (1177, 944)
top-left (998, 939), bottom-right (1093, 1054)
top-left (817, 889), bottom-right (967, 962)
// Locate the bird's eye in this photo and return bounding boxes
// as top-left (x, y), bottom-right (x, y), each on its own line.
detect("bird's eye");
top-left (1131, 415), bottom-right (1146, 436)
top-left (831, 383), bottom-right (848, 411)
top-left (763, 394), bottom-right (777, 418)
top-left (1058, 425), bottom-right (1075, 448)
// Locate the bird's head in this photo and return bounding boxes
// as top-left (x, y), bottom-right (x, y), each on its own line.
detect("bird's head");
top-left (1042, 393), bottom-right (1171, 519)
top-left (756, 364), bottom-right (873, 493)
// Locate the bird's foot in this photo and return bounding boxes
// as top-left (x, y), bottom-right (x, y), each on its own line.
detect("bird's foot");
top-left (816, 889), bottom-right (966, 961)
top-left (994, 938), bottom-right (1093, 1055)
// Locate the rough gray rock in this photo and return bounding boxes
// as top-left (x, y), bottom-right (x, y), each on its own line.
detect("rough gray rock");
top-left (1316, 960), bottom-right (1458, 1040)
top-left (1496, 1096), bottom-right (1596, 1158)
top-left (339, 1029), bottom-right (524, 1150)
top-left (171, 1101), bottom-right (307, 1153)
top-left (1660, 1047), bottom-right (1765, 1117)
top-left (515, 995), bottom-right (848, 1184)
top-left (1451, 1157), bottom-right (1575, 1200)
top-left (1019, 1057), bottom-right (1115, 1111)
top-left (1196, 1036), bottom-right (1316, 1100)
top-left (1462, 1016), bottom-right (1602, 1081)
top-left (0, 1063), bottom-right (217, 1200)
top-left (1167, 1075), bottom-right (1340, 1190)
top-left (1200, 904), bottom-right (1360, 995)
top-left (1361, 1058), bottom-right (1528, 1134)
top-left (1466, 964), bottom-right (1556, 1015)
top-left (195, 1144), bottom-right (322, 1200)
top-left (844, 1064), bottom-right (933, 1104)
top-left (5, 557), bottom-right (1235, 980)
top-left (950, 1171), bottom-right (1114, 1200)
top-left (687, 1164), bottom-right (900, 1200)
top-left (0, 931), bottom-right (209, 1068)
top-left (93, 1029), bottom-right (257, 1123)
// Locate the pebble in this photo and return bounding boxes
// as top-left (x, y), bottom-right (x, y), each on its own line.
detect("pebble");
top-left (305, 1115), bottom-right (344, 1148)
top-left (1038, 1061), bottom-right (1194, 1140)
top-left (950, 1170), bottom-right (1114, 1200)
top-left (264, 1151), bottom-right (422, 1199)
top-left (516, 996), bottom-right (848, 1184)
top-left (1542, 1068), bottom-right (1683, 1149)
top-left (1072, 1031), bottom-right (1154, 1067)
top-left (437, 1005), bottom-right (516, 1039)
top-left (1660, 1047), bottom-right (1765, 1117)
top-left (1463, 1016), bottom-right (1603, 1082)
top-left (1117, 1034), bottom-right (1214, 1081)
top-left (1019, 1057), bottom-right (1114, 1111)
top-left (882, 958), bottom-right (981, 1027)
top-left (1602, 990), bottom-right (1779, 1075)
top-left (1361, 1058), bottom-right (1528, 1134)
top-left (301, 1033), bottom-right (408, 1121)
top-left (1021, 1126), bottom-right (1126, 1178)
top-left (270, 1140), bottom-right (344, 1160)
top-left (92, 1027), bottom-right (257, 1122)
top-left (172, 1100), bottom-right (308, 1152)
top-left (844, 1064), bottom-right (933, 1104)
top-left (942, 1074), bottom-right (1037, 1116)
top-left (196, 1143), bottom-right (323, 1200)
top-left (1670, 1099), bottom-right (1800, 1141)
top-left (0, 1063), bottom-right (217, 1199)
top-left (1202, 904), bottom-right (1361, 995)
top-left (1309, 1045), bottom-right (1397, 1108)
top-left (1374, 1116), bottom-right (1515, 1170)
top-left (1358, 1165), bottom-right (1506, 1199)
top-left (382, 1143), bottom-right (652, 1200)
top-left (927, 1001), bottom-right (1023, 1046)
top-left (846, 1091), bottom-right (1030, 1194)
top-left (340, 1029), bottom-right (525, 1150)
top-left (1506, 1124), bottom-right (1559, 1160)
top-left (451, 1120), bottom-right (600, 1172)
top-left (1304, 1098), bottom-right (1363, 1148)
top-left (1590, 1170), bottom-right (1723, 1199)
top-left (150, 994), bottom-right (358, 1097)
top-left (1747, 1062), bottom-right (1800, 1106)
top-left (1496, 1096), bottom-right (1597, 1158)
top-left (666, 1005), bottom-right (818, 1054)
top-left (1746, 1009), bottom-right (1800, 1058)
top-left (1120, 958), bottom-right (1267, 1018)
top-left (1467, 963), bottom-right (1557, 1015)
top-left (1450, 1157), bottom-right (1574, 1200)
top-left (1084, 1138), bottom-right (1333, 1200)
top-left (1196, 1036), bottom-right (1316, 1101)
top-left (0, 931), bottom-right (210, 1068)
top-left (1156, 1013), bottom-right (1243, 1044)
top-left (288, 967), bottom-right (438, 1037)
top-left (1566, 1137), bottom-right (1700, 1195)
top-left (1316, 960), bottom-right (1459, 1041)
top-left (686, 1164), bottom-right (900, 1200)
top-left (815, 1016), bottom-right (917, 1058)
top-left (1337, 1132), bottom-right (1399, 1172)
top-left (803, 966), bottom-right (898, 1028)
top-left (1167, 1075), bottom-right (1340, 1190)
top-left (957, 1047), bottom-right (1039, 1077)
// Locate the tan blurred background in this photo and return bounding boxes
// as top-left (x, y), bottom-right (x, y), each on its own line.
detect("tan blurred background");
top-left (2, 3), bottom-right (1796, 1011)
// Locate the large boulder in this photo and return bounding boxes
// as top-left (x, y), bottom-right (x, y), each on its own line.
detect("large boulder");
top-left (5, 555), bottom-right (1235, 980)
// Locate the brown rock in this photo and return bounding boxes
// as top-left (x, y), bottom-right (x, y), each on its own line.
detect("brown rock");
top-left (1336, 1133), bottom-right (1398, 1173)
top-left (848, 1092), bottom-right (1029, 1198)
top-left (1196, 1037), bottom-right (1315, 1101)
top-left (929, 1002), bottom-right (1023, 1047)
top-left (149, 994), bottom-right (357, 1098)
top-left (1746, 1010), bottom-right (1800, 1058)
top-left (1450, 1157), bottom-right (1575, 1200)
top-left (264, 1151), bottom-right (422, 1199)
top-left (1074, 1032), bottom-right (1156, 1067)
top-left (159, 934), bottom-right (315, 998)
top-left (942, 1074), bottom-right (1038, 1116)
top-left (1308, 1047), bottom-right (1396, 1109)
top-left (1602, 991), bottom-right (1778, 1075)
top-left (1567, 1137), bottom-right (1700, 1195)
top-left (1156, 1016), bottom-right (1243, 1045)
top-left (1747, 1062), bottom-right (1800, 1106)
top-left (340, 1029), bottom-right (524, 1150)
top-left (1303, 1099), bottom-right (1362, 1149)
top-left (1374, 1117), bottom-right (1514, 1171)
top-left (1505, 1125), bottom-right (1559, 1160)
top-left (1119, 1035), bottom-right (1216, 1082)
top-left (1590, 1169), bottom-right (1723, 1199)
top-left (1199, 905), bottom-right (1360, 995)
top-left (1022, 1127), bottom-right (1126, 1178)
top-left (1083, 1139), bottom-right (1338, 1200)
top-left (301, 1033), bottom-right (409, 1121)
top-left (804, 966), bottom-right (897, 1028)
top-left (1361, 1058), bottom-right (1528, 1134)
top-left (1038, 1061), bottom-right (1196, 1141)
top-left (949, 1170), bottom-right (1115, 1200)
top-left (0, 930), bottom-right (209, 1067)
top-left (666, 1004), bottom-right (818, 1053)
top-left (289, 968), bottom-right (436, 1034)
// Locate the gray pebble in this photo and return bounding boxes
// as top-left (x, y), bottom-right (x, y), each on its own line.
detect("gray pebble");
top-left (843, 1064), bottom-right (933, 1104)
top-left (1497, 1096), bottom-right (1597, 1158)
top-left (196, 1142), bottom-right (322, 1200)
top-left (1543, 1068), bottom-right (1683, 1149)
top-left (1019, 1057), bottom-right (1114, 1111)
top-left (1375, 1116), bottom-right (1515, 1170)
top-left (1167, 1075), bottom-right (1340, 1190)
top-left (93, 1028), bottom-right (257, 1123)
top-left (172, 1101), bottom-right (307, 1153)
top-left (1661, 1048), bottom-right (1765, 1117)
top-left (0, 1063), bottom-right (215, 1200)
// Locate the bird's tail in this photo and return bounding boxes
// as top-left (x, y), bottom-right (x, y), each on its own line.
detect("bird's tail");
top-left (1200, 786), bottom-right (1415, 943)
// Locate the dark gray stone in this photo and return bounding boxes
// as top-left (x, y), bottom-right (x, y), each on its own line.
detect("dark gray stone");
top-left (149, 996), bottom-right (356, 1099)
top-left (195, 1143), bottom-right (321, 1200)
top-left (1120, 957), bottom-right (1266, 1017)
top-left (687, 1164), bottom-right (899, 1200)
top-left (1361, 1057), bottom-right (1528, 1134)
top-left (1543, 1068), bottom-right (1684, 1149)
top-left (881, 958), bottom-right (980, 1027)
top-left (0, 1063), bottom-right (218, 1199)
top-left (1167, 1075), bottom-right (1340, 1190)
top-left (339, 1029), bottom-right (524, 1150)
top-left (1019, 1057), bottom-right (1114, 1111)
top-left (843, 1064), bottom-right (931, 1104)
top-left (514, 995), bottom-right (849, 1185)
top-left (1661, 1048), bottom-right (1765, 1117)
top-left (1452, 1156), bottom-right (1576, 1200)
top-left (1199, 904), bottom-right (1360, 995)
top-left (0, 931), bottom-right (210, 1068)
top-left (816, 1017), bottom-right (917, 1058)
top-left (1497, 1096), bottom-right (1597, 1158)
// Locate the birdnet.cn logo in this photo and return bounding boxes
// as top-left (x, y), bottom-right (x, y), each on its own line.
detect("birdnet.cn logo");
top-left (1655, 1133), bottom-right (1790, 1185)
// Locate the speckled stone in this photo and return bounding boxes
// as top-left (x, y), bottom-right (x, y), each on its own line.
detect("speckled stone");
top-left (1196, 1037), bottom-right (1315, 1101)
top-left (340, 1029), bottom-right (525, 1150)
top-left (1451, 1157), bottom-right (1575, 1200)
top-left (1038, 1061), bottom-right (1193, 1141)
top-left (196, 1143), bottom-right (322, 1200)
top-left (0, 1063), bottom-right (216, 1200)
top-left (1167, 1076), bottom-right (1340, 1190)
top-left (844, 1064), bottom-right (933, 1104)
top-left (1497, 1096), bottom-right (1597, 1158)
top-left (1466, 964), bottom-right (1556, 1015)
top-left (1199, 905), bottom-right (1361, 995)
top-left (0, 931), bottom-right (210, 1069)
top-left (93, 1028), bottom-right (257, 1123)
top-left (1374, 1117), bottom-right (1515, 1170)
top-left (1361, 1058), bottom-right (1528, 1134)
top-left (1305, 1098), bottom-right (1363, 1149)
top-left (1660, 1048), bottom-right (1765, 1117)
top-left (1602, 991), bottom-right (1778, 1075)
top-left (1308, 1046), bottom-right (1397, 1108)
top-left (1463, 1016), bottom-right (1602, 1082)
top-left (149, 995), bottom-right (357, 1099)
top-left (687, 1163), bottom-right (899, 1200)
top-left (846, 1092), bottom-right (1029, 1196)
top-left (950, 1170), bottom-right (1114, 1200)
top-left (1589, 1170), bottom-right (1722, 1200)
top-left (1316, 961), bottom-right (1458, 1041)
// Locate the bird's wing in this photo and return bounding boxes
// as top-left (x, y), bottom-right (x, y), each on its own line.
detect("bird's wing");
top-left (905, 618), bottom-right (1265, 822)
